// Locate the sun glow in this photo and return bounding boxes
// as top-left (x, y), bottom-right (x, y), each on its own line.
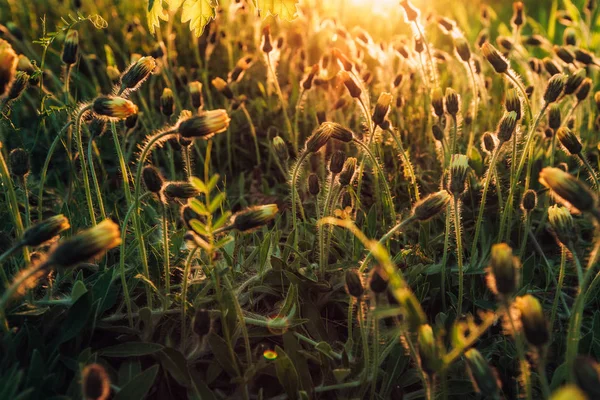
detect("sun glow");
top-left (348, 0), bottom-right (403, 14)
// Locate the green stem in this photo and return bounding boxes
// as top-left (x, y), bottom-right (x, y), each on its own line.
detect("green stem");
top-left (0, 243), bottom-right (22, 285)
top-left (266, 55), bottom-right (294, 152)
top-left (181, 246), bottom-right (199, 348)
top-left (290, 151), bottom-right (309, 246)
top-left (579, 153), bottom-right (600, 191)
top-left (20, 176), bottom-right (30, 228)
top-left (74, 105), bottom-right (97, 226)
top-left (440, 205), bottom-right (451, 311)
top-left (162, 202), bottom-right (170, 295)
top-left (87, 138), bottom-right (107, 220)
top-left (550, 247), bottom-right (567, 330)
top-left (240, 103), bottom-right (261, 164)
top-left (357, 300), bottom-right (370, 383)
top-left (453, 197), bottom-right (464, 316)
top-left (387, 128), bottom-right (420, 201)
top-left (505, 301), bottom-right (532, 400)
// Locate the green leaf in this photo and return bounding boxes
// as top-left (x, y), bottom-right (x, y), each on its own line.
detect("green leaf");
top-left (190, 219), bottom-right (209, 236)
top-left (100, 342), bottom-right (164, 357)
top-left (190, 198), bottom-right (209, 216)
top-left (59, 291), bottom-right (93, 344)
top-left (208, 192), bottom-right (226, 213)
top-left (181, 0), bottom-right (218, 37)
top-left (114, 365), bottom-right (159, 400)
top-left (70, 280), bottom-right (87, 302)
top-left (190, 177), bottom-right (207, 193)
top-left (207, 333), bottom-right (239, 377)
top-left (157, 348), bottom-right (191, 386)
top-left (255, 0), bottom-right (299, 20)
top-left (274, 346), bottom-right (299, 400)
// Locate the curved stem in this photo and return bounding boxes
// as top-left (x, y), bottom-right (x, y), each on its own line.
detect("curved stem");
top-left (87, 138), bottom-right (107, 220)
top-left (74, 105), bottom-right (97, 225)
top-left (291, 151), bottom-right (309, 246)
top-left (453, 197), bottom-right (464, 316)
top-left (414, 22), bottom-right (437, 87)
top-left (320, 174), bottom-right (336, 275)
top-left (162, 202), bottom-right (170, 295)
top-left (240, 103), bottom-right (261, 165)
top-left (579, 153), bottom-right (600, 191)
top-left (358, 215), bottom-right (416, 272)
top-left (466, 63), bottom-right (479, 154)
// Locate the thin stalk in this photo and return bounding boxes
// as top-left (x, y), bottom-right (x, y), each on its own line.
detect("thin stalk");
top-left (162, 202), bottom-right (170, 295)
top-left (450, 115), bottom-right (458, 156)
top-left (536, 356), bottom-right (551, 399)
top-left (405, 333), bottom-right (429, 396)
top-left (518, 212), bottom-right (532, 257)
top-left (0, 243), bottom-right (22, 284)
top-left (466, 64), bottom-right (479, 153)
top-left (74, 105), bottom-right (97, 225)
top-left (19, 176), bottom-right (30, 228)
top-left (369, 297), bottom-right (380, 400)
top-left (87, 138), bottom-right (107, 220)
top-left (181, 246), bottom-right (199, 348)
top-left (293, 89), bottom-right (306, 149)
top-left (579, 153), bottom-right (600, 191)
top-left (387, 128), bottom-right (420, 201)
top-left (357, 301), bottom-right (370, 383)
top-left (320, 174), bottom-right (336, 275)
top-left (266, 55), bottom-right (294, 151)
top-left (240, 103), bottom-right (261, 164)
top-left (414, 22), bottom-right (437, 87)
top-left (550, 247), bottom-right (567, 330)
top-left (453, 197), bottom-right (464, 316)
top-left (290, 151), bottom-right (309, 246)
top-left (184, 146), bottom-right (192, 178)
top-left (440, 205), bottom-right (451, 311)
top-left (505, 301), bottom-right (532, 400)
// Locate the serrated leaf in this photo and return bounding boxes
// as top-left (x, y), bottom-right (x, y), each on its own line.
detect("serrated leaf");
top-left (255, 0), bottom-right (298, 20)
top-left (182, 0), bottom-right (218, 37)
top-left (147, 0), bottom-right (168, 34)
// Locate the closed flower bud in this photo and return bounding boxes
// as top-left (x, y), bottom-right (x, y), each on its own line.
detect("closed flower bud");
top-left (437, 16), bottom-right (455, 32)
top-left (160, 88), bottom-right (174, 117)
top-left (92, 96), bottom-right (138, 120)
top-left (548, 104), bottom-right (562, 130)
top-left (432, 124), bottom-right (444, 142)
top-left (308, 173), bottom-right (320, 195)
top-left (0, 39), bottom-right (18, 96)
top-left (321, 122), bottom-right (354, 143)
top-left (465, 349), bottom-right (501, 396)
top-left (302, 64), bottom-right (319, 90)
top-left (372, 92), bottom-right (393, 127)
top-left (120, 56), bottom-right (156, 92)
top-left (21, 214), bottom-right (70, 247)
top-left (412, 190), bottom-right (451, 221)
top-left (333, 48), bottom-right (353, 71)
top-left (341, 191), bottom-right (353, 209)
top-left (62, 30), bottom-right (79, 65)
top-left (178, 109), bottom-right (230, 139)
top-left (163, 182), bottom-right (201, 199)
top-left (418, 324), bottom-right (440, 376)
top-left (397, 288), bottom-right (426, 330)
top-left (481, 132), bottom-right (498, 154)
top-left (339, 71), bottom-right (361, 98)
top-left (497, 111), bottom-right (518, 143)
top-left (368, 266), bottom-right (388, 293)
top-left (540, 167), bottom-right (597, 213)
top-left (345, 269), bottom-right (364, 298)
top-left (548, 205), bottom-right (575, 247)
top-left (573, 356), bottom-right (600, 399)
top-left (524, 35), bottom-right (544, 46)
top-left (564, 28), bottom-right (578, 46)
top-left (228, 204), bottom-right (278, 232)
top-left (261, 25), bottom-right (273, 54)
top-left (444, 88), bottom-right (460, 117)
top-left (576, 78), bottom-right (592, 102)
top-left (481, 42), bottom-right (509, 74)
top-left (554, 45), bottom-right (575, 64)
top-left (557, 127), bottom-right (582, 155)
top-left (192, 308), bottom-right (212, 337)
top-left (515, 295), bottom-right (549, 347)
top-left (431, 88), bottom-right (445, 117)
top-left (142, 166), bottom-right (164, 194)
top-left (505, 89), bottom-right (522, 121)
top-left (544, 74), bottom-right (566, 104)
top-left (449, 154), bottom-right (470, 195)
top-left (393, 74), bottom-right (403, 87)
top-left (189, 81), bottom-right (204, 109)
top-left (454, 36), bottom-right (471, 62)
top-left (339, 157), bottom-right (357, 186)
top-left (330, 150), bottom-right (346, 174)
top-left (9, 148), bottom-right (29, 176)
top-left (400, 0), bottom-right (420, 22)
top-left (565, 69), bottom-right (587, 95)
top-left (272, 136), bottom-right (289, 162)
top-left (543, 57), bottom-right (562, 76)
top-left (212, 77), bottom-right (234, 100)
top-left (521, 190), bottom-right (537, 212)
top-left (7, 71), bottom-right (28, 101)
top-left (180, 205), bottom-right (199, 230)
top-left (48, 219), bottom-right (121, 268)
top-left (575, 48), bottom-right (595, 65)
top-left (549, 385), bottom-right (588, 400)
top-left (305, 125), bottom-right (332, 153)
top-left (529, 57), bottom-right (543, 74)
top-left (414, 37), bottom-right (424, 53)
top-left (512, 2), bottom-right (525, 27)
top-left (82, 364), bottom-right (110, 400)
top-left (487, 243), bottom-right (519, 296)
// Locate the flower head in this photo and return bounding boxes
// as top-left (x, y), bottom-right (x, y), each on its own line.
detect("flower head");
top-left (92, 96), bottom-right (138, 120)
top-left (178, 109), bottom-right (230, 139)
top-left (539, 167), bottom-right (597, 213)
top-left (120, 56), bottom-right (156, 92)
top-left (21, 214), bottom-right (70, 247)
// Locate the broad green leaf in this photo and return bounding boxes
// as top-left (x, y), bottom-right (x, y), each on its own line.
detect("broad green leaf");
top-left (255, 0), bottom-right (298, 20)
top-left (274, 346), bottom-right (299, 400)
top-left (100, 342), bottom-right (164, 357)
top-left (208, 192), bottom-right (226, 213)
top-left (148, 0), bottom-right (168, 34)
top-left (190, 198), bottom-right (209, 216)
top-left (114, 365), bottom-right (159, 400)
top-left (190, 177), bottom-right (207, 193)
top-left (182, 0), bottom-right (218, 37)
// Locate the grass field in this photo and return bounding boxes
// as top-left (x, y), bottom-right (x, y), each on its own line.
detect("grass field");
top-left (1, 0), bottom-right (600, 399)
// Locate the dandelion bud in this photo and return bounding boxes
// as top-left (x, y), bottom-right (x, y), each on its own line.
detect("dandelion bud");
top-left (212, 77), bottom-right (234, 100)
top-left (189, 81), bottom-right (204, 109)
top-left (574, 48), bottom-right (595, 65)
top-left (192, 308), bottom-right (212, 337)
top-left (431, 88), bottom-right (445, 117)
top-left (524, 35), bottom-right (544, 46)
top-left (437, 16), bottom-right (455, 32)
top-left (432, 124), bottom-right (444, 142)
top-left (543, 57), bottom-right (561, 76)
top-left (512, 2), bottom-right (525, 27)
top-left (345, 269), bottom-right (364, 298)
top-left (554, 45), bottom-right (575, 64)
top-left (372, 92), bottom-right (392, 127)
top-left (414, 37), bottom-right (424, 53)
top-left (565, 69), bottom-right (587, 95)
top-left (576, 78), bottom-right (592, 102)
top-left (341, 191), bottom-right (352, 210)
top-left (398, 289), bottom-right (426, 330)
top-left (454, 36), bottom-right (471, 62)
top-left (573, 356), bottom-right (600, 399)
top-left (529, 57), bottom-right (543, 74)
top-left (261, 25), bottom-right (273, 54)
top-left (412, 190), bottom-right (451, 221)
top-left (9, 148), bottom-right (29, 176)
top-left (305, 125), bottom-right (332, 153)
top-left (333, 48), bottom-right (353, 71)
top-left (515, 295), bottom-right (549, 347)
top-left (544, 74), bottom-right (566, 104)
top-left (557, 127), bottom-right (582, 155)
top-left (228, 204), bottom-right (278, 232)
top-left (178, 109), bottom-right (230, 139)
top-left (302, 64), bottom-right (319, 90)
top-left (339, 157), bottom-right (357, 186)
top-left (120, 56), bottom-right (156, 92)
top-left (548, 104), bottom-right (562, 130)
top-left (400, 0), bottom-right (420, 22)
top-left (142, 166), bottom-right (164, 194)
top-left (449, 154), bottom-right (470, 195)
top-left (505, 89), bottom-right (522, 121)
top-left (92, 96), bottom-right (138, 120)
top-left (481, 42), bottom-right (509, 74)
top-left (82, 364), bottom-right (110, 400)
top-left (48, 219), bottom-right (121, 268)
top-left (418, 324), bottom-right (440, 376)
top-left (496, 111), bottom-right (518, 143)
top-left (549, 385), bottom-right (588, 400)
top-left (481, 132), bottom-right (497, 154)
top-left (497, 36), bottom-right (513, 51)
top-left (521, 190), bottom-right (537, 212)
top-left (0, 39), bottom-right (18, 96)
top-left (465, 349), bottom-right (501, 396)
top-left (548, 205), bottom-right (575, 247)
top-left (487, 243), bottom-right (519, 296)
top-left (160, 88), bottom-right (174, 117)
top-left (307, 173), bottom-right (320, 196)
top-left (539, 167), bottom-right (597, 213)
top-left (368, 266), bottom-right (388, 293)
top-left (563, 28), bottom-right (578, 46)
top-left (7, 71), bottom-right (28, 101)
top-left (62, 30), bottom-right (79, 66)
top-left (163, 182), bottom-right (201, 200)
top-left (393, 74), bottom-right (403, 87)
top-left (323, 122), bottom-right (354, 143)
top-left (21, 214), bottom-right (70, 247)
top-left (339, 71), bottom-right (361, 98)
top-left (444, 88), bottom-right (460, 117)
top-left (330, 150), bottom-right (346, 174)
top-left (270, 137), bottom-right (288, 164)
